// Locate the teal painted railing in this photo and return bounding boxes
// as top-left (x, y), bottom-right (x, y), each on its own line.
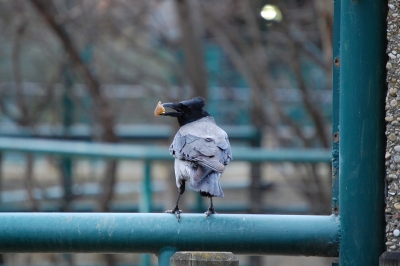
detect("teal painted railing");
top-left (0, 124), bottom-right (261, 143)
top-left (0, 213), bottom-right (340, 264)
top-left (338, 0), bottom-right (386, 264)
top-left (0, 137), bottom-right (330, 162)
top-left (0, 136), bottom-right (331, 214)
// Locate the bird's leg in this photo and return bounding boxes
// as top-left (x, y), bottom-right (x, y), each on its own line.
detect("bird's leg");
top-left (165, 193), bottom-right (182, 220)
top-left (205, 196), bottom-right (217, 218)
top-left (165, 181), bottom-right (185, 222)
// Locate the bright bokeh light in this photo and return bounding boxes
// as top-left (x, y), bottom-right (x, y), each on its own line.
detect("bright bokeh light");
top-left (260, 4), bottom-right (282, 22)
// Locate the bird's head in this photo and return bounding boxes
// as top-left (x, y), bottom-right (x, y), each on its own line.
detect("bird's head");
top-left (155, 97), bottom-right (210, 126)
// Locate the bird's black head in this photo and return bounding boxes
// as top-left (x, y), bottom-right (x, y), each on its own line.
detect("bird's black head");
top-left (160, 97), bottom-right (210, 126)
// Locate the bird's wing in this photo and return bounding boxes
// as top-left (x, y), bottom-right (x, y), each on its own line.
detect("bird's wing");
top-left (170, 132), bottom-right (231, 173)
top-left (217, 135), bottom-right (232, 165)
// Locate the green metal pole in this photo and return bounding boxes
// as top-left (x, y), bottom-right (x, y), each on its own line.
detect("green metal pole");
top-left (140, 161), bottom-right (152, 213)
top-left (140, 254), bottom-right (151, 266)
top-left (158, 246), bottom-right (178, 266)
top-left (140, 161), bottom-right (152, 266)
top-left (195, 193), bottom-right (204, 213)
top-left (339, 0), bottom-right (387, 264)
top-left (0, 153), bottom-right (2, 205)
top-left (60, 158), bottom-right (73, 210)
top-left (331, 0), bottom-right (340, 216)
top-left (0, 137), bottom-right (331, 163)
top-left (0, 213), bottom-right (339, 256)
top-left (61, 64), bottom-right (74, 211)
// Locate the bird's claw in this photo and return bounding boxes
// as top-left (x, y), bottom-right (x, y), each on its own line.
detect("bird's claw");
top-left (165, 206), bottom-right (183, 222)
top-left (205, 207), bottom-right (217, 219)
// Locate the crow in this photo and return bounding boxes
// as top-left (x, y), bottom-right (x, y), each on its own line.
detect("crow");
top-left (154, 97), bottom-right (232, 221)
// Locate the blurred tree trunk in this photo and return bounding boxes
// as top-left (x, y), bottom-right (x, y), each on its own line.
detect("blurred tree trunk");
top-left (313, 0), bottom-right (333, 68)
top-left (175, 0), bottom-right (208, 99)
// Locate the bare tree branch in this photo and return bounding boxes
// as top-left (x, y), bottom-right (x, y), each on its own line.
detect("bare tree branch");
top-left (28, 0), bottom-right (117, 143)
top-left (285, 24), bottom-right (330, 148)
top-left (27, 0), bottom-right (120, 214)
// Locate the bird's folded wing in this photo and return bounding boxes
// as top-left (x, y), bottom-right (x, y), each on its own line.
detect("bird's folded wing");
top-left (193, 156), bottom-right (225, 172)
top-left (170, 133), bottom-right (232, 167)
top-left (217, 136), bottom-right (232, 165)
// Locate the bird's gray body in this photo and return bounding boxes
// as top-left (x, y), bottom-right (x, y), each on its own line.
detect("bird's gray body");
top-left (169, 116), bottom-right (232, 197)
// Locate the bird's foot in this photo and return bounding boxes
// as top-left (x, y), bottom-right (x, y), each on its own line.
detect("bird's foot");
top-left (205, 207), bottom-right (217, 219)
top-left (165, 205), bottom-right (182, 222)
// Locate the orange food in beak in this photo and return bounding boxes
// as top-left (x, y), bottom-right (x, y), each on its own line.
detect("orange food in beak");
top-left (154, 101), bottom-right (165, 116)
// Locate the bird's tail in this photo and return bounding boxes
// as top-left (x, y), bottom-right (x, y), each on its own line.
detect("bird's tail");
top-left (190, 171), bottom-right (224, 197)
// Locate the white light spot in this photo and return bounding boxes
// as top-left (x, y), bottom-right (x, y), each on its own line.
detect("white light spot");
top-left (260, 5), bottom-right (282, 22)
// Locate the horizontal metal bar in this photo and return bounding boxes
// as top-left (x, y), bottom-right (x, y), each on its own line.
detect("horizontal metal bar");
top-left (0, 202), bottom-right (310, 214)
top-left (0, 213), bottom-right (339, 256)
top-left (0, 137), bottom-right (331, 162)
top-left (0, 180), bottom-right (272, 203)
top-left (233, 147), bottom-right (331, 163)
top-left (0, 181), bottom-right (165, 203)
top-left (0, 124), bottom-right (260, 142)
top-left (0, 124), bottom-right (172, 140)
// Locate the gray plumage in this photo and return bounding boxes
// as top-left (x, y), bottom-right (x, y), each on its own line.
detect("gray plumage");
top-left (169, 116), bottom-right (232, 197)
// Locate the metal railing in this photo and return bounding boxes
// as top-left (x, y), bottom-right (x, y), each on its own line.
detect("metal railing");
top-left (0, 124), bottom-right (261, 143)
top-left (0, 137), bottom-right (332, 265)
top-left (0, 213), bottom-right (340, 257)
top-left (0, 136), bottom-right (331, 214)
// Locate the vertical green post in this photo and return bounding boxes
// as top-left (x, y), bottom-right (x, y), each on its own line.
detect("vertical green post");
top-left (250, 129), bottom-right (263, 214)
top-left (140, 160), bottom-right (152, 266)
top-left (60, 158), bottom-right (73, 210)
top-left (140, 160), bottom-right (152, 213)
top-left (339, 0), bottom-right (387, 264)
top-left (331, 0), bottom-right (341, 215)
top-left (61, 65), bottom-right (74, 211)
top-left (195, 193), bottom-right (204, 213)
top-left (140, 254), bottom-right (151, 266)
top-left (0, 153), bottom-right (2, 204)
top-left (158, 247), bottom-right (178, 266)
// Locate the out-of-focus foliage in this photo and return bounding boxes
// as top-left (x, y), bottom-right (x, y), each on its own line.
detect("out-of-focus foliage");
top-left (0, 0), bottom-right (333, 144)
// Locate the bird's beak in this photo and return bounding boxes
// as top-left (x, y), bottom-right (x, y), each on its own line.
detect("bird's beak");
top-left (154, 101), bottom-right (184, 117)
top-left (159, 102), bottom-right (183, 117)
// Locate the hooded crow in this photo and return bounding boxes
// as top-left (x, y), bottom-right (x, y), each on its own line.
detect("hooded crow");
top-left (155, 97), bottom-right (232, 221)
